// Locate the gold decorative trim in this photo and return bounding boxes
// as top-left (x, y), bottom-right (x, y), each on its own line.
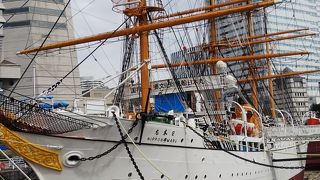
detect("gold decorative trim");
top-left (0, 123), bottom-right (63, 171)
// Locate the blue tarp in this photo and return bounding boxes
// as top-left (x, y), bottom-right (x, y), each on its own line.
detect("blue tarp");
top-left (39, 103), bottom-right (52, 109)
top-left (53, 101), bottom-right (69, 108)
top-left (0, 144), bottom-right (7, 151)
top-left (39, 101), bottom-right (69, 109)
top-left (154, 93), bottom-right (185, 113)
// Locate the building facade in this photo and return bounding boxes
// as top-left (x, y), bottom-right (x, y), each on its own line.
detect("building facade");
top-left (2, 0), bottom-right (80, 102)
top-left (273, 67), bottom-right (309, 122)
top-left (266, 0), bottom-right (320, 104)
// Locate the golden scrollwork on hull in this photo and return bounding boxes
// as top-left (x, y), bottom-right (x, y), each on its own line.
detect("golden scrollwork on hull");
top-left (0, 123), bottom-right (63, 171)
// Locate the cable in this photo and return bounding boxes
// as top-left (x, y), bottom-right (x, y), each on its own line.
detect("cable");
top-left (113, 113), bottom-right (172, 180)
top-left (182, 121), bottom-right (305, 169)
top-left (113, 113), bottom-right (144, 180)
top-left (39, 17), bottom-right (130, 96)
top-left (0, 0), bottom-right (31, 29)
top-left (8, 0), bottom-right (72, 98)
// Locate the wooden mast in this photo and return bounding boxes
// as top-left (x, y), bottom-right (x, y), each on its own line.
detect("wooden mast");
top-left (209, 0), bottom-right (222, 122)
top-left (263, 7), bottom-right (276, 118)
top-left (139, 0), bottom-right (150, 112)
top-left (246, 0), bottom-right (259, 109)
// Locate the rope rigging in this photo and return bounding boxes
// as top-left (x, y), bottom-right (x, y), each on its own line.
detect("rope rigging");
top-left (181, 121), bottom-right (305, 170)
top-left (38, 17), bottom-right (130, 96)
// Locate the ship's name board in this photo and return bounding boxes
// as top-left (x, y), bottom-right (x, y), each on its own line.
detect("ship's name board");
top-left (130, 78), bottom-right (205, 94)
top-left (146, 129), bottom-right (178, 144)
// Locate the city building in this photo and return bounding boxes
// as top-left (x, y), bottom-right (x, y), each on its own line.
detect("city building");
top-left (0, 0), bottom-right (21, 93)
top-left (2, 0), bottom-right (80, 103)
top-left (0, 60), bottom-right (20, 92)
top-left (80, 76), bottom-right (106, 90)
top-left (266, 0), bottom-right (320, 104)
top-left (273, 67), bottom-right (309, 122)
top-left (216, 0), bottom-right (320, 104)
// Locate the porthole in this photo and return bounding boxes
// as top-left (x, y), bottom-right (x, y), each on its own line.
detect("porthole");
top-left (195, 175), bottom-right (198, 179)
top-left (161, 174), bottom-right (164, 178)
top-left (181, 138), bottom-right (184, 143)
top-left (128, 172), bottom-right (132, 177)
top-left (185, 175), bottom-right (188, 179)
top-left (134, 137), bottom-right (138, 141)
top-left (191, 139), bottom-right (194, 143)
top-left (219, 174), bottom-right (221, 178)
top-left (63, 151), bottom-right (83, 168)
top-left (204, 175), bottom-right (207, 179)
top-left (232, 173), bottom-right (233, 176)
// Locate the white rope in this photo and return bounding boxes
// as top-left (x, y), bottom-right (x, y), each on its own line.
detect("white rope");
top-left (115, 117), bottom-right (173, 180)
top-left (103, 61), bottom-right (148, 99)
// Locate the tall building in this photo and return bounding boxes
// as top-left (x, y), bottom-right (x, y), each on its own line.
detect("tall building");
top-left (2, 0), bottom-right (80, 103)
top-left (273, 67), bottom-right (309, 121)
top-left (266, 0), bottom-right (320, 104)
top-left (216, 0), bottom-right (320, 104)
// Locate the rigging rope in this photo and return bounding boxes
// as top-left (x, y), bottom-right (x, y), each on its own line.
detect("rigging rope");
top-left (113, 113), bottom-right (144, 180)
top-left (181, 121), bottom-right (305, 170)
top-left (39, 17), bottom-right (130, 96)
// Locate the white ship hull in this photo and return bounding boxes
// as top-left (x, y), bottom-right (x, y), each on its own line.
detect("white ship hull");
top-left (17, 118), bottom-right (306, 180)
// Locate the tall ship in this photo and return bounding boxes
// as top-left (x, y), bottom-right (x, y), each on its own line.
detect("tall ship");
top-left (0, 0), bottom-right (318, 179)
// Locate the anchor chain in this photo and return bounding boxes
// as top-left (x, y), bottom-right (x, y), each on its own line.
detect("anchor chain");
top-left (79, 118), bottom-right (139, 161)
top-left (113, 112), bottom-right (145, 180)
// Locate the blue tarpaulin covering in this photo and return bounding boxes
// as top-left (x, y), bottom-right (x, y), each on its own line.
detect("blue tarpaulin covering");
top-left (39, 101), bottom-right (69, 109)
top-left (0, 144), bottom-right (7, 150)
top-left (154, 93), bottom-right (185, 113)
top-left (53, 101), bottom-right (69, 108)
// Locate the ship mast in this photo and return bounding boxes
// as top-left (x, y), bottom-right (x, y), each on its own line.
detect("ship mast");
top-left (139, 0), bottom-right (151, 112)
top-left (264, 7), bottom-right (276, 118)
top-left (246, 0), bottom-right (259, 110)
top-left (208, 0), bottom-right (222, 122)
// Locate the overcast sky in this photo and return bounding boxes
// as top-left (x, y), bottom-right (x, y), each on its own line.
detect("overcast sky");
top-left (70, 0), bottom-right (124, 83)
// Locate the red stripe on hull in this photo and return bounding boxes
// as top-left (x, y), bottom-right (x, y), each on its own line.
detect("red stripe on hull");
top-left (290, 170), bottom-right (304, 180)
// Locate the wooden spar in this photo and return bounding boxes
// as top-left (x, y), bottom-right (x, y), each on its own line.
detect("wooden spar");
top-left (238, 69), bottom-right (320, 83)
top-left (139, 0), bottom-right (150, 112)
top-left (217, 28), bottom-right (309, 44)
top-left (246, 0), bottom-right (259, 109)
top-left (209, 0), bottom-right (222, 122)
top-left (18, 0), bottom-right (275, 54)
top-left (264, 7), bottom-right (276, 119)
top-left (151, 51), bottom-right (309, 69)
top-left (154, 0), bottom-right (247, 20)
top-left (207, 33), bottom-right (315, 49)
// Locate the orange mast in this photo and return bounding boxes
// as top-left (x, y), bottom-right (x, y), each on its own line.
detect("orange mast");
top-left (139, 0), bottom-right (150, 112)
top-left (209, 0), bottom-right (222, 122)
top-left (246, 0), bottom-right (259, 109)
top-left (151, 51), bottom-right (308, 69)
top-left (238, 69), bottom-right (320, 83)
